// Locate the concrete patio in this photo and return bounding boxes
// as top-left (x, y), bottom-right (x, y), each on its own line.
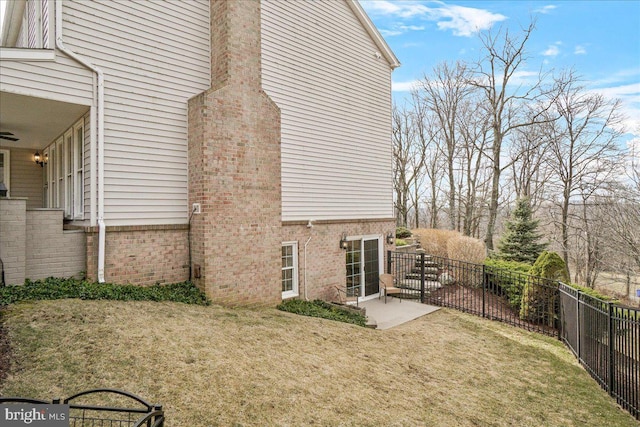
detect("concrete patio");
top-left (360, 297), bottom-right (440, 330)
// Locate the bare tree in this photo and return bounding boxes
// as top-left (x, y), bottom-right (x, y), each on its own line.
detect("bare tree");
top-left (456, 97), bottom-right (492, 236)
top-left (470, 21), bottom-right (552, 250)
top-left (392, 105), bottom-right (425, 227)
top-left (417, 61), bottom-right (473, 231)
top-left (545, 69), bottom-right (624, 279)
top-left (508, 111), bottom-right (554, 210)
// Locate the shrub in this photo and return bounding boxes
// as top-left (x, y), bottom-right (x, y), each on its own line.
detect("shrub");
top-left (395, 226), bottom-right (412, 239)
top-left (395, 238), bottom-right (408, 247)
top-left (447, 236), bottom-right (486, 264)
top-left (520, 251), bottom-right (568, 326)
top-left (412, 228), bottom-right (461, 258)
top-left (0, 278), bottom-right (210, 306)
top-left (277, 299), bottom-right (366, 327)
top-left (484, 259), bottom-right (533, 311)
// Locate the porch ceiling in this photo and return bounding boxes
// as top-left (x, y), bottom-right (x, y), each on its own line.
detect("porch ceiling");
top-left (0, 91), bottom-right (90, 149)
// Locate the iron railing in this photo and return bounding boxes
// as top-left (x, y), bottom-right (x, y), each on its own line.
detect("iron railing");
top-left (387, 251), bottom-right (559, 336)
top-left (559, 283), bottom-right (639, 420)
top-left (387, 250), bottom-right (639, 420)
top-left (0, 388), bottom-right (164, 427)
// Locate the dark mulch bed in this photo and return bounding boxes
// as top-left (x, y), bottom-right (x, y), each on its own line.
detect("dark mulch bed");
top-left (425, 284), bottom-right (557, 336)
top-left (0, 306), bottom-right (11, 386)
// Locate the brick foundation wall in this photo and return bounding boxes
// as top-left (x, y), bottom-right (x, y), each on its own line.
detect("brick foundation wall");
top-left (0, 199), bottom-right (86, 285)
top-left (0, 198), bottom-right (27, 284)
top-left (282, 219), bottom-right (396, 301)
top-left (188, 0), bottom-right (282, 306)
top-left (85, 225), bottom-right (189, 285)
top-left (26, 210), bottom-right (85, 280)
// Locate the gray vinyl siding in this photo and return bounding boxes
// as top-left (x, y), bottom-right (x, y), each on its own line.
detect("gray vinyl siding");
top-left (61, 0), bottom-right (211, 226)
top-left (7, 148), bottom-right (43, 209)
top-left (0, 54), bottom-right (94, 106)
top-left (261, 0), bottom-right (394, 221)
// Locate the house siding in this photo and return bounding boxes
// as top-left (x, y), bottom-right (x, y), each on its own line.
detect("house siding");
top-left (0, 53), bottom-right (94, 106)
top-left (5, 147), bottom-right (43, 209)
top-left (61, 0), bottom-right (211, 226)
top-left (261, 0), bottom-right (394, 221)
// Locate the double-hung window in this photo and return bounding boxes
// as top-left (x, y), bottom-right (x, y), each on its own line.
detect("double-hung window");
top-left (281, 242), bottom-right (299, 299)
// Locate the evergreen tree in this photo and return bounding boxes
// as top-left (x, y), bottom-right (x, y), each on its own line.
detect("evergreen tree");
top-left (497, 197), bottom-right (547, 264)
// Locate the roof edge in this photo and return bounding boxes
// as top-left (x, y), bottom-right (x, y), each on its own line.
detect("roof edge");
top-left (346, 0), bottom-right (400, 70)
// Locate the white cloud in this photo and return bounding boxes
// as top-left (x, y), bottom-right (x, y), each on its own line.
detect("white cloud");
top-left (593, 83), bottom-right (640, 135)
top-left (379, 29), bottom-right (404, 37)
top-left (434, 4), bottom-right (507, 36)
top-left (361, 0), bottom-right (507, 37)
top-left (534, 5), bottom-right (558, 14)
top-left (574, 45), bottom-right (587, 55)
top-left (543, 42), bottom-right (562, 57)
top-left (392, 80), bottom-right (420, 92)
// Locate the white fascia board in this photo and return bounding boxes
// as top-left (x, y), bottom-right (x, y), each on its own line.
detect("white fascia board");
top-left (346, 0), bottom-right (401, 69)
top-left (0, 48), bottom-right (56, 61)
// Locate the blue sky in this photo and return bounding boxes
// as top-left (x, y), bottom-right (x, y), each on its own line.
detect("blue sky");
top-left (360, 0), bottom-right (640, 148)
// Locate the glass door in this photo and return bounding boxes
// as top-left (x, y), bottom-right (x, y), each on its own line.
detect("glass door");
top-left (345, 237), bottom-right (381, 300)
top-left (363, 238), bottom-right (380, 297)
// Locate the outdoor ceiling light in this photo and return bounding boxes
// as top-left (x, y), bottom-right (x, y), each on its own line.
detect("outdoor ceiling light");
top-left (340, 233), bottom-right (349, 250)
top-left (386, 232), bottom-right (395, 245)
top-left (34, 151), bottom-right (47, 167)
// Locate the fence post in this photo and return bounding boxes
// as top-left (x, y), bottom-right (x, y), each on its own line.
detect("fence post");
top-left (420, 252), bottom-right (425, 303)
top-left (482, 265), bottom-right (486, 319)
top-left (556, 285), bottom-right (561, 340)
top-left (387, 250), bottom-right (392, 275)
top-left (577, 290), bottom-right (581, 362)
top-left (608, 302), bottom-right (614, 397)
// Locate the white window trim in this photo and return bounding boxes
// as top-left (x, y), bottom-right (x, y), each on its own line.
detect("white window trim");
top-left (64, 129), bottom-right (73, 217)
top-left (282, 241), bottom-right (299, 299)
top-left (43, 117), bottom-right (85, 220)
top-left (73, 121), bottom-right (84, 219)
top-left (0, 149), bottom-right (10, 197)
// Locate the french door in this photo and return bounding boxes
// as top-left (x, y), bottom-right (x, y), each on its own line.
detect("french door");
top-left (345, 236), bottom-right (382, 301)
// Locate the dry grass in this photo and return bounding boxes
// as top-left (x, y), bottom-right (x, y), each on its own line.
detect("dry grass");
top-left (594, 271), bottom-right (640, 306)
top-left (447, 235), bottom-right (487, 264)
top-left (1, 300), bottom-right (638, 427)
top-left (412, 228), bottom-right (461, 258)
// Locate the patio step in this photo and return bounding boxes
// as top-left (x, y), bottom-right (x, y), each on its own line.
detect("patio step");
top-left (405, 272), bottom-right (438, 281)
top-left (398, 279), bottom-right (442, 291)
top-left (411, 266), bottom-right (438, 275)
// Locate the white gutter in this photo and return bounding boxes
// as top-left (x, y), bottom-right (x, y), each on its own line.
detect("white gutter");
top-left (55, 0), bottom-right (106, 282)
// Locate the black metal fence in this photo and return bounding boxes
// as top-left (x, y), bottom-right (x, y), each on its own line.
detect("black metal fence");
top-left (388, 250), bottom-right (639, 420)
top-left (387, 251), bottom-right (558, 336)
top-left (559, 283), bottom-right (639, 420)
top-left (0, 388), bottom-right (164, 427)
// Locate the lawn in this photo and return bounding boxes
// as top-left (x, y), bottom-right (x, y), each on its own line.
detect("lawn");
top-left (0, 299), bottom-right (637, 426)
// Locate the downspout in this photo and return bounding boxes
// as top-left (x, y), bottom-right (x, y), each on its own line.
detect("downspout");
top-left (304, 235), bottom-right (312, 301)
top-left (55, 0), bottom-right (106, 282)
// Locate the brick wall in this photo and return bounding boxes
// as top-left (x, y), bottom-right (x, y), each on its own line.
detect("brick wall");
top-left (0, 198), bottom-right (27, 284)
top-left (282, 219), bottom-right (396, 301)
top-left (26, 210), bottom-right (85, 280)
top-left (85, 225), bottom-right (189, 285)
top-left (188, 0), bottom-right (282, 306)
top-left (0, 199), bottom-right (86, 285)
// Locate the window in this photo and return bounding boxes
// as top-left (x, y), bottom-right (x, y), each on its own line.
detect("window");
top-left (0, 149), bottom-right (10, 197)
top-left (43, 118), bottom-right (84, 220)
top-left (64, 129), bottom-right (73, 216)
top-left (281, 242), bottom-right (299, 298)
top-left (74, 123), bottom-right (84, 218)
